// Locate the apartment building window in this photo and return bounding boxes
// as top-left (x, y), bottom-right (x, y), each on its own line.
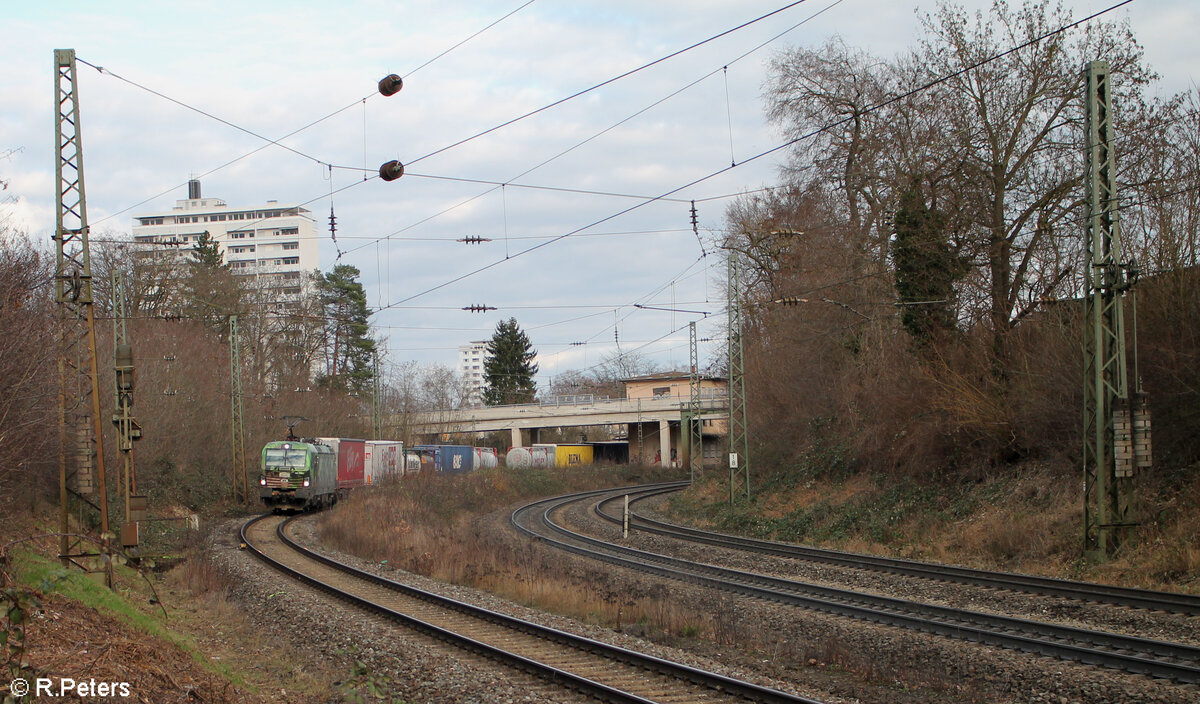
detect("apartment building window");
top-left (280, 227), bottom-right (299, 235)
top-left (281, 257), bottom-right (299, 265)
top-left (282, 242), bottom-right (299, 250)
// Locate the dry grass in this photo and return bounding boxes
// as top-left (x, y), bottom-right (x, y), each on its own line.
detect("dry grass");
top-left (160, 548), bottom-right (341, 702)
top-left (678, 461), bottom-right (1200, 594)
top-left (316, 466), bottom-right (716, 640)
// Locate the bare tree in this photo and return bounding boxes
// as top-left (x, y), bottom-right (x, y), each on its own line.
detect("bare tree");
top-left (0, 235), bottom-right (56, 524)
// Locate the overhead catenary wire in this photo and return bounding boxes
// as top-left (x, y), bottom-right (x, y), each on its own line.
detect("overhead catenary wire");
top-left (402, 0), bottom-right (814, 168)
top-left (369, 0), bottom-right (1142, 317)
top-left (84, 0), bottom-right (537, 227)
top-left (341, 0), bottom-right (845, 259)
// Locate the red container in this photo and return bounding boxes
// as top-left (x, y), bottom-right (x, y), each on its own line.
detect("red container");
top-left (317, 437), bottom-right (365, 489)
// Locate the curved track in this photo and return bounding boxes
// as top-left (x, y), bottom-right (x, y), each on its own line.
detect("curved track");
top-left (595, 483), bottom-right (1200, 615)
top-left (511, 483), bottom-right (1200, 684)
top-left (240, 513), bottom-right (824, 704)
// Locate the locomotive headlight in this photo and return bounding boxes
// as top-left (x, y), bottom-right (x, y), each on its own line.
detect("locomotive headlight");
top-left (303, 479), bottom-right (310, 487)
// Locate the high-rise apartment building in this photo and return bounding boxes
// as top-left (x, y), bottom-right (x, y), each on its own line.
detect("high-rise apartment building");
top-left (458, 341), bottom-right (488, 406)
top-left (131, 179), bottom-right (319, 306)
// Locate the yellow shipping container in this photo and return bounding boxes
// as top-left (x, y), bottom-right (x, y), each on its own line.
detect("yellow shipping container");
top-left (554, 444), bottom-right (593, 468)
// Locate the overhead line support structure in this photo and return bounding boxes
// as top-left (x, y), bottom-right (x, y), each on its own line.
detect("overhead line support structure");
top-left (54, 48), bottom-right (112, 587)
top-left (727, 252), bottom-right (750, 503)
top-left (1083, 59), bottom-right (1147, 560)
top-left (372, 350), bottom-right (384, 440)
top-left (230, 315), bottom-right (248, 503)
top-left (111, 271), bottom-right (144, 549)
top-left (685, 321), bottom-right (703, 481)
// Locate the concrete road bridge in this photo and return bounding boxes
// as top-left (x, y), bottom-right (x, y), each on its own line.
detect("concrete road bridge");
top-left (404, 392), bottom-right (729, 464)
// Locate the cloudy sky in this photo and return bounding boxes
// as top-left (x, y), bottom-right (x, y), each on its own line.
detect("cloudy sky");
top-left (2, 0), bottom-right (1194, 387)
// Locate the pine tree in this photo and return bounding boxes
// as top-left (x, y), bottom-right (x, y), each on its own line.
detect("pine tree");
top-left (316, 264), bottom-right (376, 395)
top-left (182, 230), bottom-right (242, 333)
top-left (482, 318), bottom-right (538, 406)
top-left (190, 231), bottom-right (224, 268)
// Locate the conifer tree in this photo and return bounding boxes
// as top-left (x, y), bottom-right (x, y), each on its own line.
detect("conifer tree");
top-left (316, 264), bottom-right (376, 395)
top-left (482, 318), bottom-right (538, 406)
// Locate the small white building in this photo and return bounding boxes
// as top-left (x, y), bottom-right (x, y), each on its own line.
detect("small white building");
top-left (458, 340), bottom-right (488, 406)
top-left (131, 179), bottom-right (319, 308)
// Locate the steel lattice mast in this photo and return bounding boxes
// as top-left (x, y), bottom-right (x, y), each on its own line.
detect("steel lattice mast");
top-left (727, 253), bottom-right (750, 503)
top-left (111, 271), bottom-right (144, 549)
top-left (54, 48), bottom-right (112, 587)
top-left (686, 321), bottom-right (703, 481)
top-left (230, 315), bottom-right (248, 502)
top-left (372, 350), bottom-right (384, 440)
top-left (1082, 60), bottom-right (1138, 559)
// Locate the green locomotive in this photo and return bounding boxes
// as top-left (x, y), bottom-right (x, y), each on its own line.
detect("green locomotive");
top-left (258, 440), bottom-right (339, 511)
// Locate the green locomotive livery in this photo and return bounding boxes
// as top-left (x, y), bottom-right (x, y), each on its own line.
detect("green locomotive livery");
top-left (258, 440), bottom-right (339, 511)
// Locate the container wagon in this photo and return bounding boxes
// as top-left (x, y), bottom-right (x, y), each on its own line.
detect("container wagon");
top-left (534, 443), bottom-right (595, 468)
top-left (473, 447), bottom-right (498, 470)
top-left (412, 445), bottom-right (474, 474)
top-left (504, 445), bottom-right (554, 469)
top-left (365, 440), bottom-right (404, 484)
top-left (315, 437), bottom-right (366, 492)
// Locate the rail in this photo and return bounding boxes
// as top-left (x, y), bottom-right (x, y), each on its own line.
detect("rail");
top-left (511, 484), bottom-right (1200, 684)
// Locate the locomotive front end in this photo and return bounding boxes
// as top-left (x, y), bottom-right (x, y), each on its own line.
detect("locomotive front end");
top-left (259, 441), bottom-right (314, 510)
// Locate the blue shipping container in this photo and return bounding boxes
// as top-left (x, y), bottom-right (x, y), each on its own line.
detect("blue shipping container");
top-left (412, 445), bottom-right (474, 474)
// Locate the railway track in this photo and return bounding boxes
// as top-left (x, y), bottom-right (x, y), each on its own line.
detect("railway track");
top-left (240, 512), bottom-right (824, 704)
top-left (511, 483), bottom-right (1200, 684)
top-left (594, 482), bottom-right (1200, 615)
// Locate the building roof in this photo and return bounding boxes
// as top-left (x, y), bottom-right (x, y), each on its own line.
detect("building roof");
top-left (621, 371), bottom-right (727, 383)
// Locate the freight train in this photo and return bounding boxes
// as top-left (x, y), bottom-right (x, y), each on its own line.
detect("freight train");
top-left (259, 437), bottom-right (410, 511)
top-left (259, 438), bottom-right (501, 511)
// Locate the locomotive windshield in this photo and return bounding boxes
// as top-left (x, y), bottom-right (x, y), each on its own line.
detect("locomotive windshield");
top-left (264, 445), bottom-right (308, 469)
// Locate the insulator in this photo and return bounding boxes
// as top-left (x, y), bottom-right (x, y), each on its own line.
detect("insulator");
top-left (379, 160), bottom-right (405, 182)
top-left (462, 304), bottom-right (496, 312)
top-left (378, 74), bottom-right (403, 97)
